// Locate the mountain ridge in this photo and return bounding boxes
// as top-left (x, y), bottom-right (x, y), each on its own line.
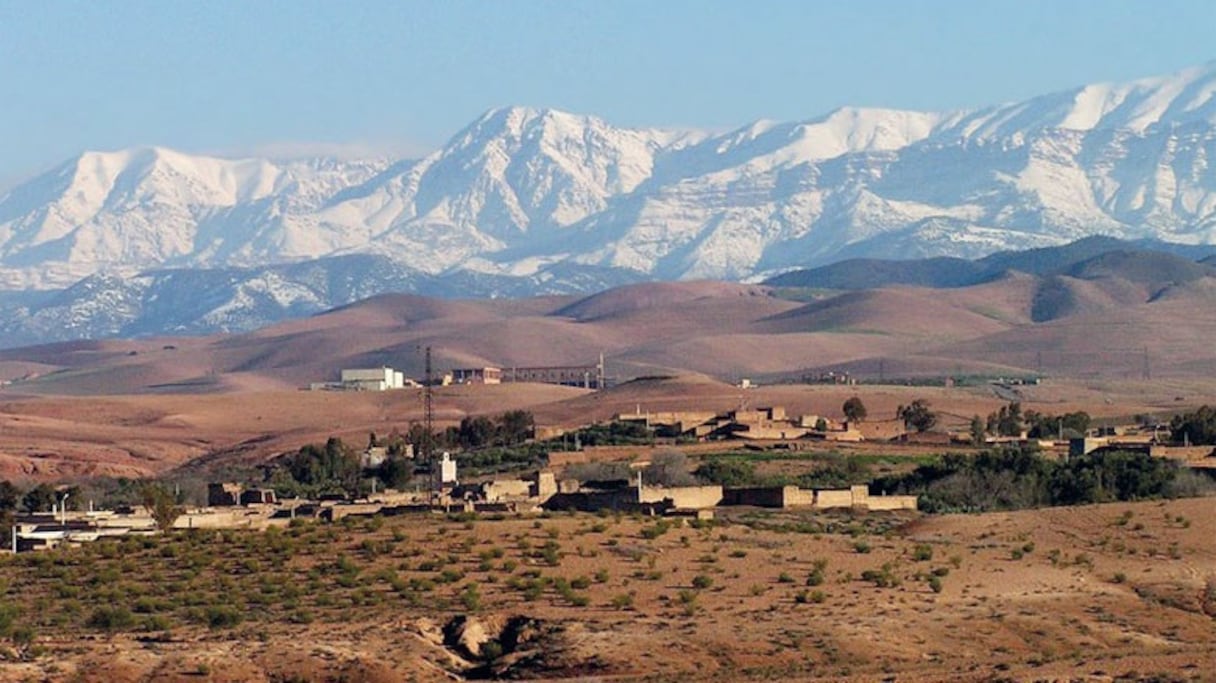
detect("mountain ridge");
top-left (4, 63), bottom-right (1216, 346)
top-left (5, 62), bottom-right (1216, 291)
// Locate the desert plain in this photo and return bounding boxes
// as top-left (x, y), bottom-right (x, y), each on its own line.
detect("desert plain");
top-left (0, 278), bottom-right (1214, 681)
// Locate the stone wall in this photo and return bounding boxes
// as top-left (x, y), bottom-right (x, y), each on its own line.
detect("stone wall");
top-left (639, 485), bottom-right (723, 510)
top-left (813, 489), bottom-right (855, 509)
top-left (482, 479), bottom-right (532, 501)
top-left (861, 495), bottom-right (919, 511)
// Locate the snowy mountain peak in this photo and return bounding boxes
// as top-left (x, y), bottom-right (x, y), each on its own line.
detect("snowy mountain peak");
top-left (7, 63), bottom-right (1216, 292)
top-left (946, 61), bottom-right (1216, 141)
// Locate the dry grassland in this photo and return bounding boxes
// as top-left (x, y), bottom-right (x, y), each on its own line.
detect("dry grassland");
top-left (0, 498), bottom-right (1213, 682)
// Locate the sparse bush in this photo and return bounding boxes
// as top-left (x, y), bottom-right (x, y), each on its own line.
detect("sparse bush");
top-left (461, 584), bottom-right (482, 612)
top-left (203, 605), bottom-right (243, 629)
top-left (860, 564), bottom-right (900, 588)
top-left (610, 593), bottom-right (634, 610)
top-left (87, 606), bottom-right (135, 631)
top-left (480, 640), bottom-right (504, 662)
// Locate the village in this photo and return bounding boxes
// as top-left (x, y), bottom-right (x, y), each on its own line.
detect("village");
top-left (12, 368), bottom-right (1215, 553)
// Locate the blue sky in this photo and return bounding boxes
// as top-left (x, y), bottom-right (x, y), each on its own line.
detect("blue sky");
top-left (2, 0), bottom-right (1215, 186)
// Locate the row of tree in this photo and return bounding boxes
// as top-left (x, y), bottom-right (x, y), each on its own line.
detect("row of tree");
top-left (270, 410), bottom-right (540, 499)
top-left (369, 410), bottom-right (536, 455)
top-left (0, 482), bottom-right (80, 515)
top-left (1170, 405), bottom-right (1216, 445)
top-left (972, 402), bottom-right (1092, 442)
top-left (0, 480), bottom-right (184, 534)
top-left (874, 446), bottom-right (1210, 513)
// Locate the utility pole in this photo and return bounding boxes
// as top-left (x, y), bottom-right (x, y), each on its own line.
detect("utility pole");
top-left (423, 346), bottom-right (436, 503)
top-left (1142, 346), bottom-right (1150, 381)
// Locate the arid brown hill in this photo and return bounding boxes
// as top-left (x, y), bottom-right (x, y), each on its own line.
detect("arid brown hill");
top-left (3, 255), bottom-right (1216, 396)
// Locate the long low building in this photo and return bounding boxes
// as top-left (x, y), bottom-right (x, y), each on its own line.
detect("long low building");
top-left (452, 362), bottom-right (605, 389)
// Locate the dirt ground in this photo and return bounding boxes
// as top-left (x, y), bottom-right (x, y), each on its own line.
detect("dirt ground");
top-left (3, 375), bottom-right (1215, 483)
top-left (1, 497), bottom-right (1213, 682)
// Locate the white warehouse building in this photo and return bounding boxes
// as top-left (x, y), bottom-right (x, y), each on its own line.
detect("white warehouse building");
top-left (340, 367), bottom-right (406, 391)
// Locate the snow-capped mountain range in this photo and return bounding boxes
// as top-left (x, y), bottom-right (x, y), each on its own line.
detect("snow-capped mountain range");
top-left (3, 62), bottom-right (1216, 344)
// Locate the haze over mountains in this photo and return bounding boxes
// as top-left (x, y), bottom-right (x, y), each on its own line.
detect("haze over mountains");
top-left (5, 63), bottom-right (1216, 344)
top-left (4, 240), bottom-right (1216, 394)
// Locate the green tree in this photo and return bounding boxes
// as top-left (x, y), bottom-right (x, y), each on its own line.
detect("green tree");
top-left (0, 482), bottom-right (19, 511)
top-left (969, 415), bottom-right (986, 445)
top-left (458, 415), bottom-right (497, 448)
top-left (1025, 410), bottom-right (1091, 439)
top-left (140, 484), bottom-right (182, 532)
top-left (693, 459), bottom-right (759, 487)
top-left (406, 423), bottom-right (438, 458)
top-left (21, 484), bottom-right (56, 514)
top-left (376, 455), bottom-right (414, 489)
top-left (987, 402), bottom-right (1023, 437)
top-left (842, 396), bottom-right (868, 423)
top-left (497, 410), bottom-right (535, 446)
top-left (1170, 406), bottom-right (1216, 445)
top-left (284, 437), bottom-right (362, 496)
top-left (897, 400), bottom-right (937, 433)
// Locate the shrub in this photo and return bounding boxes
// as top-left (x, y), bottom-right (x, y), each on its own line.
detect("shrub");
top-left (928, 576), bottom-right (943, 593)
top-left (860, 564), bottom-right (900, 588)
top-left (610, 593), bottom-right (634, 610)
top-left (480, 640), bottom-right (504, 662)
top-left (87, 606), bottom-right (135, 631)
top-left (640, 522), bottom-right (672, 540)
top-left (461, 585), bottom-right (482, 612)
top-left (691, 575), bottom-right (714, 590)
top-left (204, 605), bottom-right (243, 629)
top-left (912, 544), bottom-right (933, 562)
top-left (853, 541), bottom-right (872, 554)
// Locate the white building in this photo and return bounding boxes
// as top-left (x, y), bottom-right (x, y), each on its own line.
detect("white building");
top-left (340, 367), bottom-right (406, 391)
top-left (440, 452), bottom-right (458, 485)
